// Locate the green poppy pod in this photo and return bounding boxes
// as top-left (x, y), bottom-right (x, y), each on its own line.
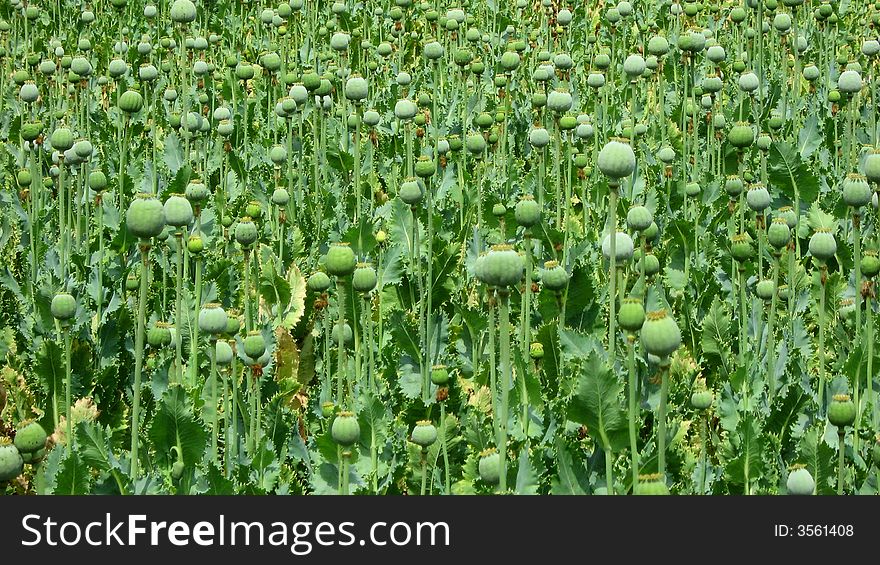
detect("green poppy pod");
top-left (728, 123), bottom-right (754, 148)
top-left (466, 133), bottom-right (487, 155)
top-left (215, 340), bottom-right (234, 365)
top-left (755, 279), bottom-right (775, 301)
top-left (363, 110), bottom-right (381, 127)
top-left (838, 70), bottom-right (862, 94)
top-left (218, 120), bottom-right (234, 136)
top-left (0, 439), bottom-right (23, 482)
top-left (657, 145), bottom-right (675, 164)
top-left (478, 448), bottom-right (501, 485)
top-left (21, 120), bottom-right (42, 142)
top-left (634, 473), bottom-right (669, 495)
top-left (547, 89), bottom-right (573, 113)
top-left (685, 182), bottom-right (701, 197)
top-left (647, 35), bottom-right (669, 56)
top-left (861, 251), bottom-right (880, 278)
top-left (626, 205), bottom-right (653, 232)
top-left (598, 139), bottom-right (636, 180)
top-left (499, 50), bottom-right (520, 72)
top-left (786, 465), bottom-right (815, 495)
top-left (394, 98), bottom-right (417, 121)
top-left (325, 242), bottom-right (356, 277)
top-left (185, 180), bottom-right (208, 204)
top-left (243, 330), bottom-right (267, 359)
top-left (690, 389), bottom-right (714, 411)
top-left (623, 54), bottom-right (646, 79)
top-left (730, 233), bottom-right (755, 262)
top-left (641, 309), bottom-right (682, 358)
top-left (424, 40), bottom-right (444, 61)
top-left (271, 188), bottom-right (290, 207)
top-left (558, 115), bottom-right (578, 131)
top-left (198, 304), bottom-right (228, 335)
top-left (331, 412), bottom-right (360, 447)
top-left (307, 271), bottom-right (332, 292)
top-left (16, 169), bottom-right (32, 188)
top-left (399, 178), bottom-right (425, 206)
top-left (268, 144), bottom-right (288, 166)
top-left (778, 206), bottom-right (798, 228)
top-left (540, 260), bottom-right (569, 291)
top-left (602, 232), bottom-right (635, 263)
top-left (344, 75), bottom-right (368, 102)
top-left (587, 72), bottom-right (605, 89)
top-left (431, 365), bottom-right (450, 385)
top-left (529, 127), bottom-right (551, 148)
top-left (19, 81), bottom-right (38, 103)
top-left (828, 394), bottom-right (856, 428)
top-left (515, 195), bottom-right (541, 228)
top-left (126, 193), bottom-right (166, 239)
top-left (618, 297), bottom-right (646, 332)
top-left (332, 323), bottom-right (353, 346)
top-left (738, 71), bottom-right (759, 92)
top-left (51, 292), bottom-right (76, 321)
top-left (411, 421), bottom-right (438, 448)
top-left (414, 156), bottom-right (436, 178)
top-left (808, 228), bottom-right (837, 262)
top-left (862, 150), bottom-right (880, 182)
top-left (246, 202), bottom-right (263, 221)
top-left (803, 64), bottom-right (820, 81)
top-left (842, 173), bottom-right (872, 207)
top-left (89, 171), bottom-right (107, 191)
top-left (235, 63), bottom-right (254, 81)
top-left (553, 53), bottom-right (573, 71)
top-left (163, 194), bottom-right (193, 228)
top-left (640, 252), bottom-right (661, 276)
top-left (14, 421), bottom-right (47, 454)
top-left (147, 322), bottom-right (173, 347)
top-left (480, 244), bottom-right (524, 288)
top-left (352, 263), bottom-right (378, 293)
top-left (768, 217), bottom-right (791, 250)
top-left (746, 183), bottom-right (771, 211)
top-left (51, 127), bottom-right (74, 151)
top-left (70, 56), bottom-right (93, 77)
top-left (707, 44), bottom-right (726, 63)
top-left (170, 0), bottom-right (197, 23)
top-left (224, 311), bottom-right (241, 336)
top-left (108, 58), bottom-right (128, 78)
top-left (234, 217), bottom-right (259, 247)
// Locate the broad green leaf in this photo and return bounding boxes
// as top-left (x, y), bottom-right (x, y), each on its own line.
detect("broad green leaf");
top-left (55, 451), bottom-right (91, 495)
top-left (567, 352), bottom-right (629, 452)
top-left (149, 385), bottom-right (208, 468)
top-left (701, 296), bottom-right (731, 357)
top-left (551, 437), bottom-right (588, 494)
top-left (768, 141), bottom-right (819, 204)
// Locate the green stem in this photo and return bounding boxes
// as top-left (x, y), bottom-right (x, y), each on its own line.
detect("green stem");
top-left (130, 244), bottom-right (150, 485)
top-left (64, 328), bottom-right (72, 449)
top-left (210, 339), bottom-right (218, 466)
top-left (420, 450), bottom-right (428, 496)
top-left (627, 336), bottom-right (639, 493)
top-left (440, 400), bottom-right (450, 494)
top-left (852, 213), bottom-right (862, 451)
top-left (767, 255), bottom-right (780, 402)
top-left (498, 290), bottom-right (512, 493)
top-left (175, 234), bottom-right (185, 382)
top-left (699, 413), bottom-right (708, 495)
top-left (837, 432), bottom-right (846, 496)
top-left (336, 280), bottom-right (347, 406)
top-left (818, 267), bottom-right (827, 413)
top-left (189, 256), bottom-right (202, 386)
top-left (608, 184), bottom-right (619, 360)
top-left (658, 362), bottom-right (669, 480)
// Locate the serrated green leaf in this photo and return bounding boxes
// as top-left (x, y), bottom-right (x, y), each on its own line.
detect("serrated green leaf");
top-left (567, 352), bottom-right (629, 452)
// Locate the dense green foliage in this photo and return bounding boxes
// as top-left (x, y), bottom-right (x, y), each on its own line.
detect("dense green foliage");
top-left (1, 0), bottom-right (880, 495)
